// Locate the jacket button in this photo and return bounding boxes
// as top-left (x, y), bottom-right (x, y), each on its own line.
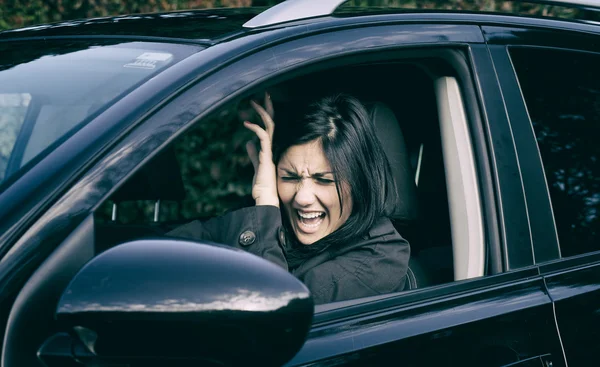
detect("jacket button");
top-left (239, 230), bottom-right (256, 246)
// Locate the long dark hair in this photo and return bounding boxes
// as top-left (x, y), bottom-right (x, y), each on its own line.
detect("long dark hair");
top-left (274, 94), bottom-right (398, 249)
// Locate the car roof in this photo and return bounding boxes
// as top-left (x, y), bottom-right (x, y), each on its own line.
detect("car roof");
top-left (0, 2), bottom-right (598, 45)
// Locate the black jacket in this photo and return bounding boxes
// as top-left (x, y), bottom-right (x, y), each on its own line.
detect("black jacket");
top-left (167, 205), bottom-right (410, 304)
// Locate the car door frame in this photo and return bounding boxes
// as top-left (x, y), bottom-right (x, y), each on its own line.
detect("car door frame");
top-left (1, 15), bottom-right (563, 367)
top-left (484, 21), bottom-right (600, 367)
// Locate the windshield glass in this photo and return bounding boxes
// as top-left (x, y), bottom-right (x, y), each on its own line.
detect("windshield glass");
top-left (0, 40), bottom-right (200, 187)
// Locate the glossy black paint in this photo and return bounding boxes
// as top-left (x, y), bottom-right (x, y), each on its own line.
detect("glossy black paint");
top-left (2, 7), bottom-right (599, 367)
top-left (56, 239), bottom-right (312, 366)
top-left (5, 21), bottom-right (550, 367)
top-left (468, 44), bottom-right (533, 270)
top-left (312, 264), bottom-right (544, 324)
top-left (288, 272), bottom-right (563, 366)
top-left (2, 215), bottom-right (95, 367)
top-left (488, 22), bottom-right (600, 367)
top-left (486, 44), bottom-right (560, 264)
top-left (483, 25), bottom-right (600, 52)
top-left (542, 261), bottom-right (600, 367)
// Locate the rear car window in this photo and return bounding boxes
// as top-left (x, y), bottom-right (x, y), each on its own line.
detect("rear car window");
top-left (510, 47), bottom-right (600, 258)
top-left (0, 40), bottom-right (201, 187)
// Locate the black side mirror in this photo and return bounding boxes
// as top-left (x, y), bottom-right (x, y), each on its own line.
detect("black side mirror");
top-left (52, 239), bottom-right (313, 366)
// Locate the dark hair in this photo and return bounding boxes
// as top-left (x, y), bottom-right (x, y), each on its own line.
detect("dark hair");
top-left (274, 94), bottom-right (398, 247)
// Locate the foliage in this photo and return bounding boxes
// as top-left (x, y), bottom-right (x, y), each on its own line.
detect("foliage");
top-left (0, 0), bottom-right (283, 30)
top-left (98, 103), bottom-right (258, 224)
top-left (339, 0), bottom-right (586, 19)
top-left (0, 0), bottom-right (595, 31)
top-left (172, 105), bottom-right (256, 220)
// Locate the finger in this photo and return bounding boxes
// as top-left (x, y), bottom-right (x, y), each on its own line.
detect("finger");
top-left (264, 92), bottom-right (274, 119)
top-left (246, 141), bottom-right (259, 171)
top-left (244, 121), bottom-right (272, 154)
top-left (243, 121), bottom-right (269, 141)
top-left (250, 100), bottom-right (275, 139)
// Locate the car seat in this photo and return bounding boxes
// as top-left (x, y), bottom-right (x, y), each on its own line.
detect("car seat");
top-left (369, 101), bottom-right (455, 289)
top-left (368, 102), bottom-right (429, 289)
top-left (95, 147), bottom-right (186, 253)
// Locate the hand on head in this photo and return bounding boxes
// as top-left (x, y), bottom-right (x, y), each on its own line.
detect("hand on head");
top-left (244, 92), bottom-right (279, 207)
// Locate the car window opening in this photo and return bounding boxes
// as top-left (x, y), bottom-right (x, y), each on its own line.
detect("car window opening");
top-left (94, 55), bottom-right (485, 305)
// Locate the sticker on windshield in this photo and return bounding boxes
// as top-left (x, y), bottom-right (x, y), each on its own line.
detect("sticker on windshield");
top-left (124, 52), bottom-right (173, 70)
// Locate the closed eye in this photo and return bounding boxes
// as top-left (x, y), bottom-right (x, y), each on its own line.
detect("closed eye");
top-left (315, 177), bottom-right (335, 185)
top-left (280, 176), bottom-right (300, 182)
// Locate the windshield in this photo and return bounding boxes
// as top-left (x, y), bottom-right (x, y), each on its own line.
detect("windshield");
top-left (0, 40), bottom-right (201, 187)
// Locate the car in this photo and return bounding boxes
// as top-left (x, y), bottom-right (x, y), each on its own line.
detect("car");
top-left (0, 0), bottom-right (600, 365)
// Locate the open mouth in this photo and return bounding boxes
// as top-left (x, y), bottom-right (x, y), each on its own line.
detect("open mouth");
top-left (296, 210), bottom-right (326, 231)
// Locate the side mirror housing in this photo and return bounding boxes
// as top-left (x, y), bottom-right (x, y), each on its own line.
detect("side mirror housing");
top-left (56, 239), bottom-right (313, 366)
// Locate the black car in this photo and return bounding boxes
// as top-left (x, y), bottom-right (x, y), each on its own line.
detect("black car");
top-left (1, 0), bottom-right (600, 366)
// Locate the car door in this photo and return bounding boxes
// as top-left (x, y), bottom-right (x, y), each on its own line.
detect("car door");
top-left (273, 20), bottom-right (562, 367)
top-left (484, 23), bottom-right (600, 367)
top-left (2, 18), bottom-right (564, 367)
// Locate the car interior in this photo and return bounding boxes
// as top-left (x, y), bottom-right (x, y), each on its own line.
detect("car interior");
top-left (93, 52), bottom-right (485, 292)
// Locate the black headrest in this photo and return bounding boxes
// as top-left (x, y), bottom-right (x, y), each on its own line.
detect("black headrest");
top-left (111, 147), bottom-right (186, 202)
top-left (369, 102), bottom-right (419, 222)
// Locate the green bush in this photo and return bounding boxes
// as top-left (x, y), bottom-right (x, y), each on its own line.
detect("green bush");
top-left (0, 0), bottom-right (590, 31)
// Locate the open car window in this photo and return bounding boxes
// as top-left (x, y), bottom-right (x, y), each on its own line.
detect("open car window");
top-left (95, 52), bottom-right (486, 303)
top-left (0, 40), bottom-right (200, 188)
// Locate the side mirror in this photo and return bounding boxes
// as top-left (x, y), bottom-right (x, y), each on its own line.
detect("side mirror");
top-left (53, 239), bottom-right (313, 366)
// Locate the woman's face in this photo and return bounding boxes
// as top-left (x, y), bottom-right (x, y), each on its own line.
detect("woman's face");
top-left (277, 140), bottom-right (352, 245)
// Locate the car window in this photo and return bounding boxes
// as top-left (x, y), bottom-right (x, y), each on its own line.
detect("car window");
top-left (96, 99), bottom-right (263, 225)
top-left (510, 47), bottom-right (600, 258)
top-left (0, 40), bottom-right (199, 188)
top-left (95, 55), bottom-right (488, 303)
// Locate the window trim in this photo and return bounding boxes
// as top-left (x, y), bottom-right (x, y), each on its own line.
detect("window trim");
top-left (488, 44), bottom-right (562, 265)
top-left (435, 76), bottom-right (485, 281)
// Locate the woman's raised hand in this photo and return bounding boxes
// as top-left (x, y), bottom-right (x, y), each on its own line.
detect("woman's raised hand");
top-left (244, 93), bottom-right (279, 207)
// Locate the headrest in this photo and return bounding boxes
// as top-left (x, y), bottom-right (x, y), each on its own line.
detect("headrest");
top-left (369, 102), bottom-right (419, 222)
top-left (111, 147), bottom-right (186, 203)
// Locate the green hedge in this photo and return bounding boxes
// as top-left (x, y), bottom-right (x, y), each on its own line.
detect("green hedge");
top-left (0, 0), bottom-right (590, 31)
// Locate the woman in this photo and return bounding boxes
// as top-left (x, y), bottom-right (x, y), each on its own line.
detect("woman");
top-left (169, 93), bottom-right (410, 304)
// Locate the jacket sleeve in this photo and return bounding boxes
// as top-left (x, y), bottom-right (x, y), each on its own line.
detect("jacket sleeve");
top-left (301, 235), bottom-right (410, 305)
top-left (166, 205), bottom-right (288, 271)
